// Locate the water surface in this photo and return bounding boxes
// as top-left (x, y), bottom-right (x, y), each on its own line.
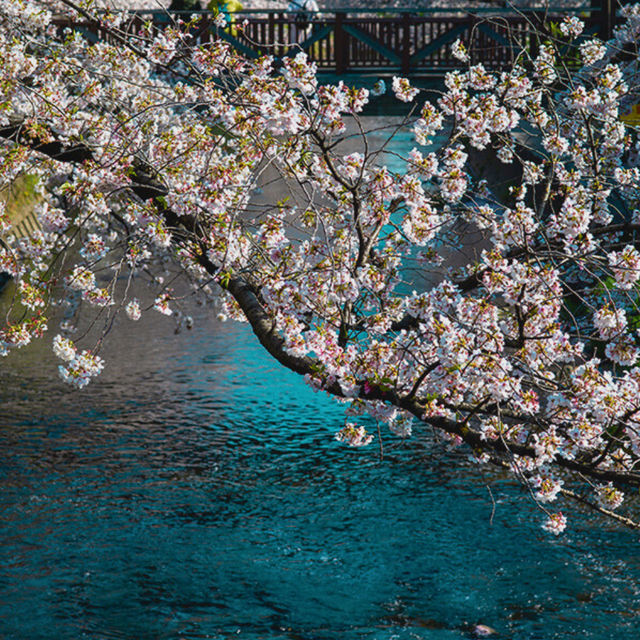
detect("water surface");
top-left (1, 309), bottom-right (640, 639)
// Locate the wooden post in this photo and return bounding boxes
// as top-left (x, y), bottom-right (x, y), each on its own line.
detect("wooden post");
top-left (335, 12), bottom-right (348, 74)
top-left (401, 13), bottom-right (410, 74)
top-left (200, 14), bottom-right (210, 45)
top-left (523, 11), bottom-right (539, 61)
top-left (278, 12), bottom-right (284, 53)
top-left (132, 13), bottom-right (142, 41)
top-left (265, 13), bottom-right (273, 58)
top-left (592, 0), bottom-right (614, 40)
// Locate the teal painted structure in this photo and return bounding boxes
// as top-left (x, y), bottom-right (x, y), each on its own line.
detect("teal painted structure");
top-left (54, 3), bottom-right (613, 76)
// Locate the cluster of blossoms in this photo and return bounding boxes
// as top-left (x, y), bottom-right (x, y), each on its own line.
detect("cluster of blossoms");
top-left (65, 266), bottom-right (96, 293)
top-left (334, 423), bottom-right (374, 447)
top-left (392, 76), bottom-right (420, 103)
top-left (413, 101), bottom-right (443, 146)
top-left (594, 306), bottom-right (628, 340)
top-left (595, 483), bottom-right (625, 510)
top-left (3, 0), bottom-right (640, 533)
top-left (153, 293), bottom-right (173, 316)
top-left (0, 322), bottom-right (36, 355)
top-left (608, 245), bottom-right (640, 289)
top-left (451, 38), bottom-right (469, 63)
top-left (125, 299), bottom-right (142, 321)
top-left (543, 512), bottom-right (568, 535)
top-left (580, 39), bottom-right (607, 66)
top-left (559, 15), bottom-right (584, 38)
top-left (534, 44), bottom-right (557, 84)
top-left (282, 52), bottom-right (318, 96)
top-left (79, 234), bottom-right (108, 261)
top-left (531, 471), bottom-right (564, 504)
top-left (53, 335), bottom-right (104, 389)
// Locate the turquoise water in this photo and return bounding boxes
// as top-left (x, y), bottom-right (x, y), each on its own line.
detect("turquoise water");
top-left (2, 313), bottom-right (640, 639)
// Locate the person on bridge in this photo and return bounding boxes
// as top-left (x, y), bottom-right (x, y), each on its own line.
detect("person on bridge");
top-left (207, 0), bottom-right (244, 37)
top-left (287, 0), bottom-right (319, 40)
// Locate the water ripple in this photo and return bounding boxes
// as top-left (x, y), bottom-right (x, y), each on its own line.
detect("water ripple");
top-left (1, 315), bottom-right (640, 639)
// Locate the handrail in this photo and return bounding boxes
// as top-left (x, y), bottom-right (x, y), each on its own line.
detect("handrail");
top-left (117, 6), bottom-right (595, 15)
top-left (55, 4), bottom-right (614, 75)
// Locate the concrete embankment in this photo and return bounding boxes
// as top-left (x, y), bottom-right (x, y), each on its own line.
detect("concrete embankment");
top-left (1, 174), bottom-right (41, 292)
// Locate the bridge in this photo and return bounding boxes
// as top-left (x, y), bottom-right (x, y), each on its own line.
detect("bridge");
top-left (53, 2), bottom-right (616, 75)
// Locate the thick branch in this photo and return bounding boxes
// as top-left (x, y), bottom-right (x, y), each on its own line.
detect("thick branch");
top-left (5, 118), bottom-right (640, 494)
top-left (0, 122), bottom-right (93, 164)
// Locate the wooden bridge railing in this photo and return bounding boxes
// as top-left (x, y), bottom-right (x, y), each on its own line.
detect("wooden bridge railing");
top-left (54, 3), bottom-right (617, 74)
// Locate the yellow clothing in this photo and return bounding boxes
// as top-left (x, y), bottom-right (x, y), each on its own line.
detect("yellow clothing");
top-left (207, 0), bottom-right (243, 36)
top-left (207, 0), bottom-right (242, 13)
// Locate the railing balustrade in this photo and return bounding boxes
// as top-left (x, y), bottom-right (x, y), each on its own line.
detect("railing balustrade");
top-left (52, 3), bottom-right (615, 74)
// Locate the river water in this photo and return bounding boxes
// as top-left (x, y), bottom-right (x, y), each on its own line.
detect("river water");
top-left (1, 305), bottom-right (640, 640)
top-left (2, 120), bottom-right (640, 639)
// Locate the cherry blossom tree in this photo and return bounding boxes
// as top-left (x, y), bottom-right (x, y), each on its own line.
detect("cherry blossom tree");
top-left (3, 0), bottom-right (640, 533)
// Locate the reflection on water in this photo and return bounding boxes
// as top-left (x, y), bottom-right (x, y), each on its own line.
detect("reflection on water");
top-left (2, 311), bottom-right (640, 639)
